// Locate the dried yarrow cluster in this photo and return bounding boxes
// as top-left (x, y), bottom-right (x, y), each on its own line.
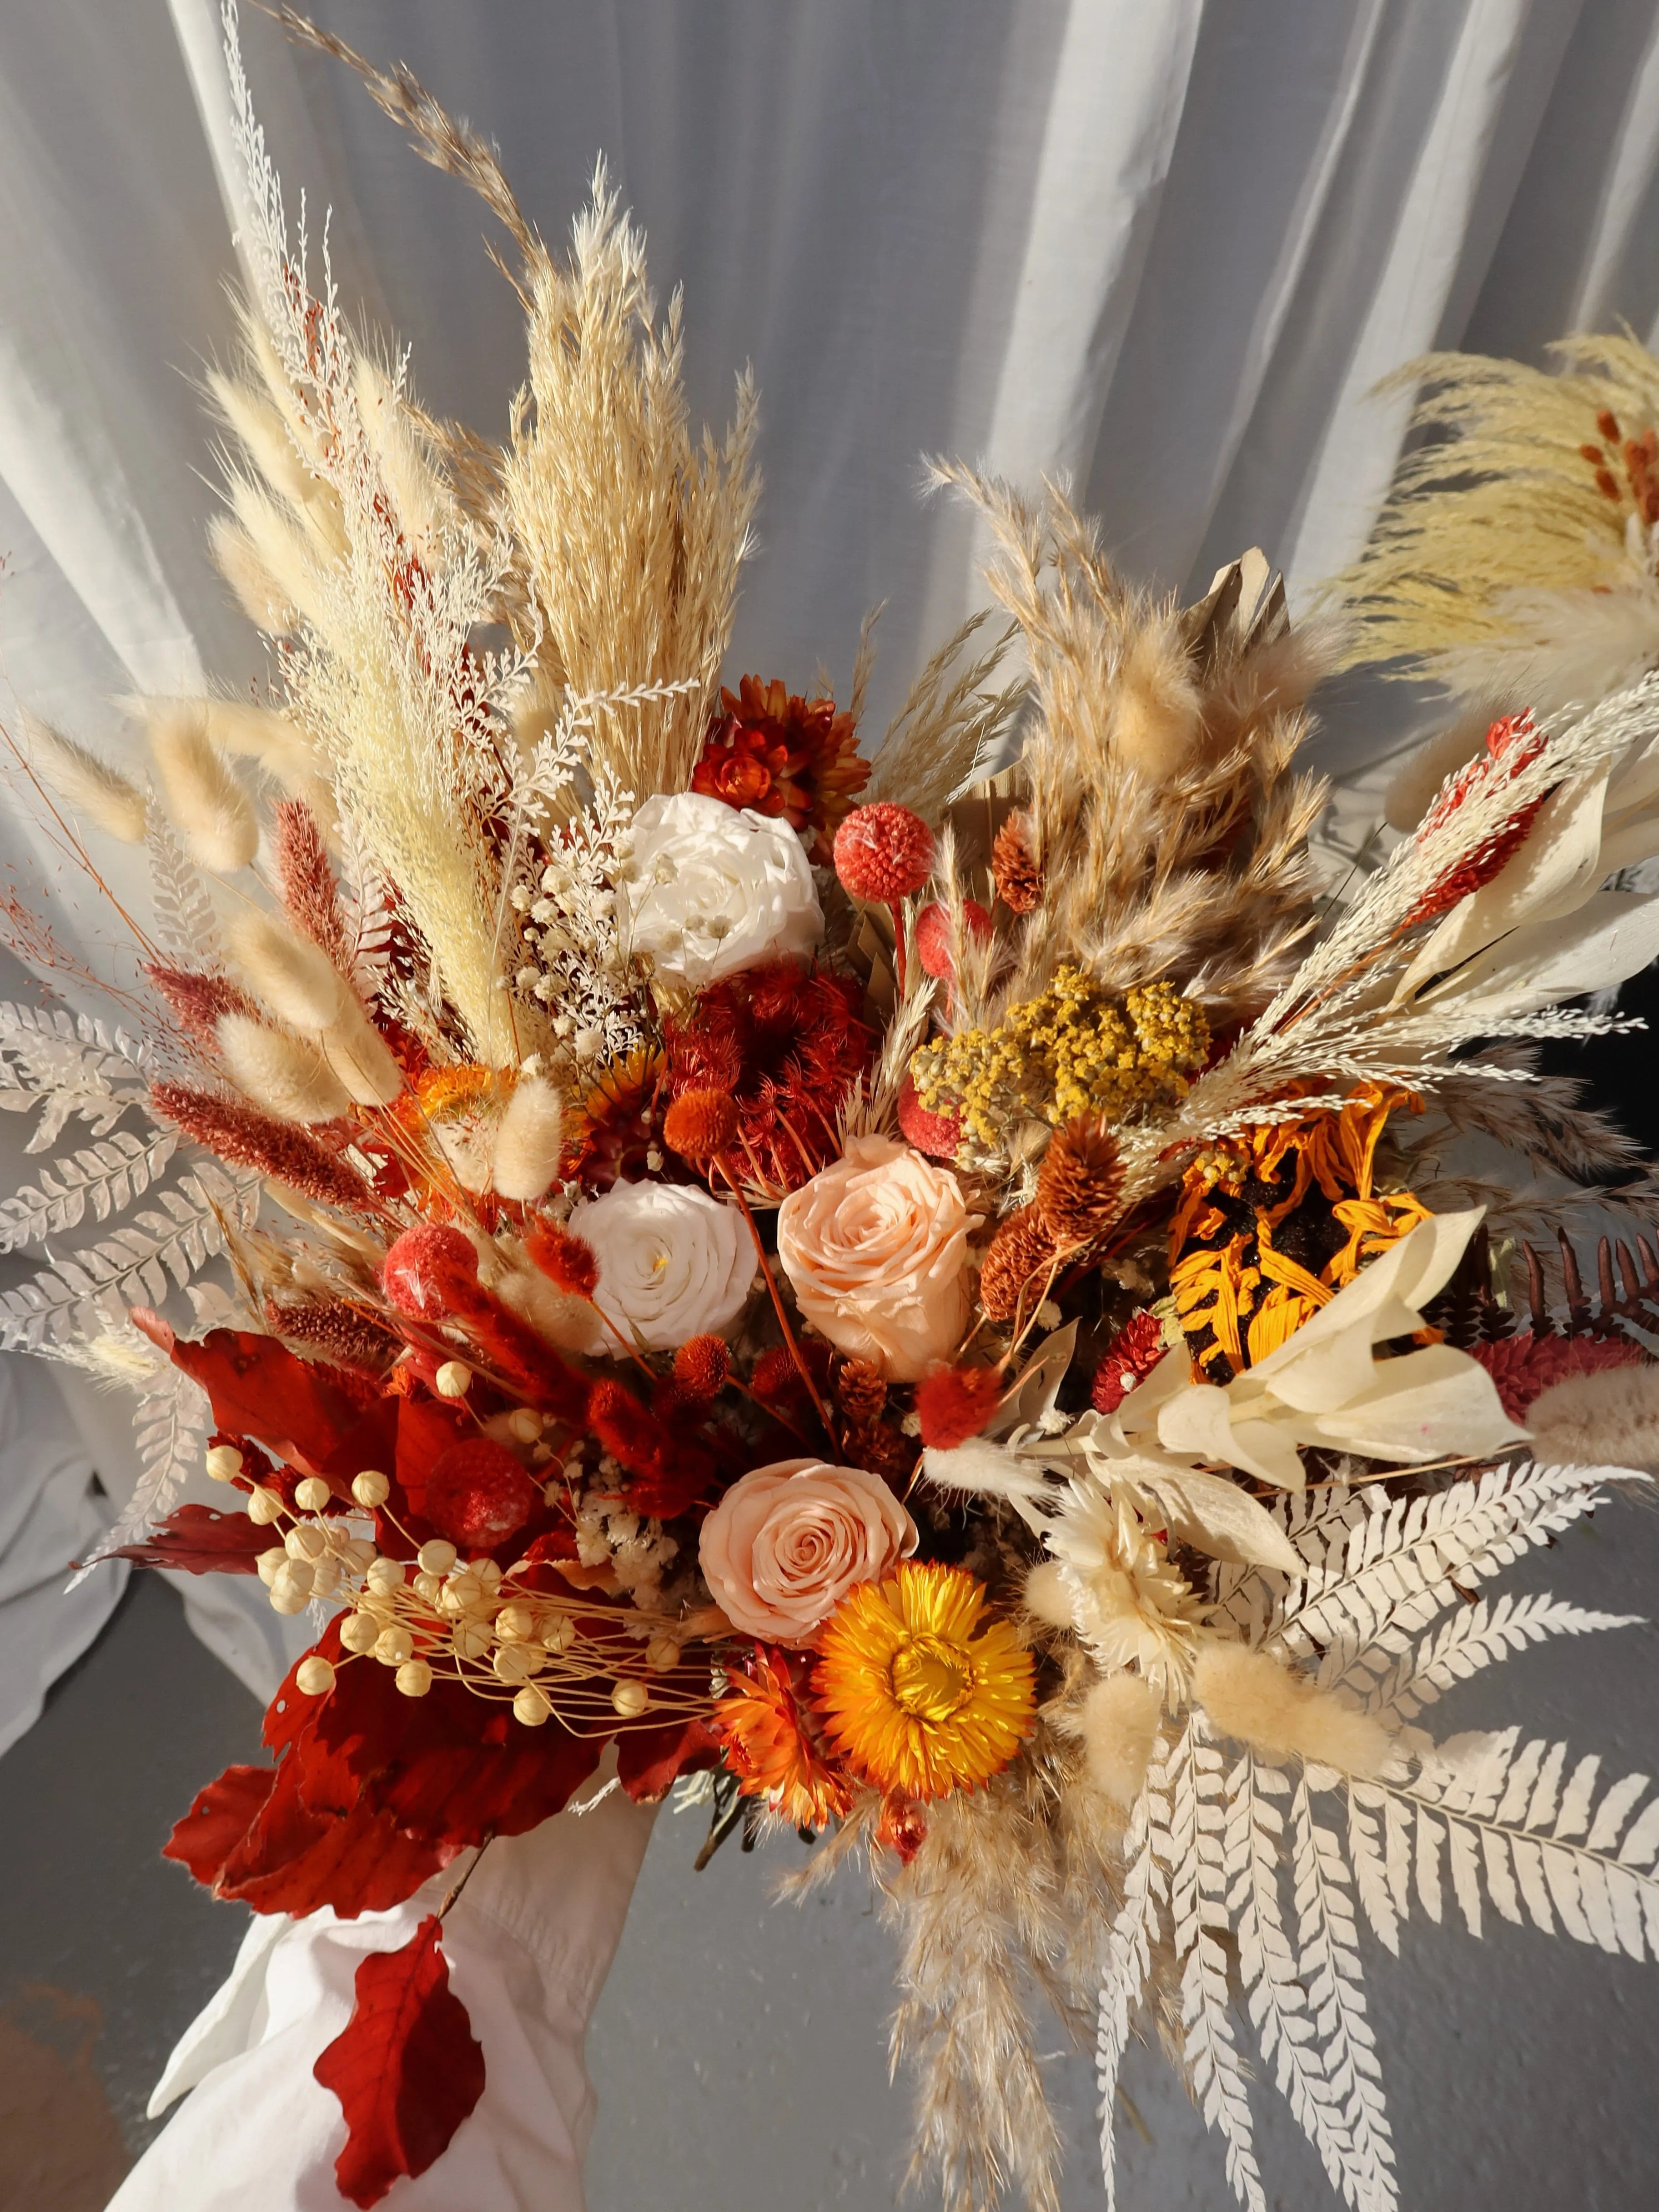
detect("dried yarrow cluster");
top-left (10, 15), bottom-right (1659, 2212)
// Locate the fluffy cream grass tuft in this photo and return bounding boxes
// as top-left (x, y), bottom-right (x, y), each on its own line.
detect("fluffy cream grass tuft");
top-left (23, 710), bottom-right (149, 844)
top-left (1527, 1362), bottom-right (1659, 1471)
top-left (216, 1011), bottom-right (351, 1125)
top-left (145, 704), bottom-right (258, 871)
top-left (1191, 1642), bottom-right (1395, 1778)
top-left (490, 1074), bottom-right (563, 1201)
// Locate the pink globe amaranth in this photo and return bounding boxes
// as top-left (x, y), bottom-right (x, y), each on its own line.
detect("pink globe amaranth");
top-left (832, 803), bottom-right (935, 903)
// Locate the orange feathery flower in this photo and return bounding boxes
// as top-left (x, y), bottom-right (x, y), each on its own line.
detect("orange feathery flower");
top-left (524, 1218), bottom-right (599, 1298)
top-left (663, 1087), bottom-right (739, 1161)
top-left (562, 1048), bottom-right (668, 1190)
top-left (714, 1646), bottom-right (853, 1828)
top-left (693, 676), bottom-right (870, 865)
top-left (815, 1562), bottom-right (1034, 1802)
top-left (914, 1363), bottom-right (1003, 1450)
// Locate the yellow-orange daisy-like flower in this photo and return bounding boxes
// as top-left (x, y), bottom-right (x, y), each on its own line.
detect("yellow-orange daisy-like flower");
top-left (814, 1562), bottom-right (1035, 1802)
top-left (714, 1646), bottom-right (853, 1829)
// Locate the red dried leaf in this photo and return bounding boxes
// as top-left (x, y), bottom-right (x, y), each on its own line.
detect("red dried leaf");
top-left (166, 1327), bottom-right (397, 1484)
top-left (164, 1764), bottom-right (276, 1886)
top-left (617, 1714), bottom-right (722, 1802)
top-left (103, 1502), bottom-right (282, 1574)
top-left (217, 1777), bottom-right (453, 1917)
top-left (313, 1915), bottom-right (485, 2207)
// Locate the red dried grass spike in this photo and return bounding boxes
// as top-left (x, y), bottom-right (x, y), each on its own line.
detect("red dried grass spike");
top-left (145, 964), bottom-right (260, 1046)
top-left (663, 1087), bottom-right (739, 1161)
top-left (832, 803), bottom-right (934, 902)
top-left (672, 1334), bottom-right (730, 1398)
top-left (381, 1224), bottom-right (587, 1421)
top-left (273, 798), bottom-right (349, 964)
top-left (1471, 1329), bottom-right (1644, 1423)
top-left (586, 1377), bottom-right (714, 1515)
top-left (266, 1298), bottom-right (399, 1377)
top-left (914, 1363), bottom-right (1004, 1450)
top-left (151, 1081), bottom-right (372, 1212)
top-left (523, 1218), bottom-right (600, 1299)
top-left (1091, 1310), bottom-right (1168, 1413)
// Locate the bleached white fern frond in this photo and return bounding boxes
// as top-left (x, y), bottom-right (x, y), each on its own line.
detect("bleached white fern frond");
top-left (1367, 1592), bottom-right (1642, 1723)
top-left (0, 1127), bottom-right (179, 1250)
top-left (0, 1001), bottom-right (151, 1147)
top-left (146, 814), bottom-right (224, 967)
top-left (0, 1160), bottom-right (258, 1350)
top-left (69, 1353), bottom-right (211, 1585)
top-left (1097, 1791), bottom-right (1156, 2212)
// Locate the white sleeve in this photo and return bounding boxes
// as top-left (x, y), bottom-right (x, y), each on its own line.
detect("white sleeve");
top-left (108, 1780), bottom-right (657, 2212)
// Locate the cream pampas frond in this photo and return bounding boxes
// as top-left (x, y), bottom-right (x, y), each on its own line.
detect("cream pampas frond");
top-left (932, 466), bottom-right (1333, 1029)
top-left (1328, 334), bottom-right (1659, 713)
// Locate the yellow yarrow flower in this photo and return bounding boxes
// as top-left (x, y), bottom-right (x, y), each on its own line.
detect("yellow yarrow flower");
top-left (814, 1562), bottom-right (1035, 1801)
top-left (910, 967), bottom-right (1208, 1150)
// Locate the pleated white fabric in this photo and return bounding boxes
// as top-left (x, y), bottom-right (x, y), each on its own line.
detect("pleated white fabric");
top-left (0, 0), bottom-right (1656, 1767)
top-left (109, 1785), bottom-right (657, 2212)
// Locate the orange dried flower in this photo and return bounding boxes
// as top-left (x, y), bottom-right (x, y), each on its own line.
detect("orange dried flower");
top-left (915, 899), bottom-right (992, 981)
top-left (978, 1205), bottom-right (1057, 1323)
top-left (914, 1364), bottom-right (1003, 1450)
top-left (1034, 1116), bottom-right (1124, 1245)
top-left (714, 1645), bottom-right (853, 1828)
top-left (663, 1087), bottom-right (739, 1161)
top-left (833, 804), bottom-right (935, 903)
top-left (673, 1334), bottom-right (731, 1399)
top-left (694, 675), bottom-right (870, 865)
top-left (991, 813), bottom-right (1042, 914)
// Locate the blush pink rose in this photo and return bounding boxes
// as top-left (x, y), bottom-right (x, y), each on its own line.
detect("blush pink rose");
top-left (698, 1458), bottom-right (918, 1645)
top-left (776, 1134), bottom-right (975, 1380)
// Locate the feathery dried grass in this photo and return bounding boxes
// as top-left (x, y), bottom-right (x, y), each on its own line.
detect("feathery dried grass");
top-left (933, 467), bottom-right (1332, 1031)
top-left (869, 610), bottom-right (1027, 823)
top-left (1327, 335), bottom-right (1659, 709)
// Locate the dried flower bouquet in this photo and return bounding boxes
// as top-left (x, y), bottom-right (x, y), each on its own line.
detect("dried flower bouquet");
top-left (12, 11), bottom-right (1659, 2211)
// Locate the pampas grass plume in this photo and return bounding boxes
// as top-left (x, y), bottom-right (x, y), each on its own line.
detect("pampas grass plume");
top-left (1527, 1362), bottom-right (1659, 1471)
top-left (231, 909), bottom-right (348, 1030)
top-left (23, 710), bottom-right (149, 843)
top-left (216, 1011), bottom-right (351, 1124)
top-left (1075, 1672), bottom-right (1162, 1805)
top-left (1191, 1641), bottom-right (1394, 1779)
top-left (491, 1074), bottom-right (564, 1200)
top-left (146, 703), bottom-right (258, 871)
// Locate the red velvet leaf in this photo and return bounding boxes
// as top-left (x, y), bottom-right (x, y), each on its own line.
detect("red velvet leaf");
top-left (313, 1915), bottom-right (485, 2207)
top-left (104, 1502), bottom-right (282, 1575)
top-left (166, 1327), bottom-right (397, 1483)
top-left (163, 1764), bottom-right (276, 1886)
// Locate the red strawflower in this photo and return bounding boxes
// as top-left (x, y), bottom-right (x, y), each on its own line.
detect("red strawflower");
top-left (833, 803), bottom-right (935, 902)
top-left (914, 1364), bottom-right (1004, 1450)
top-left (691, 675), bottom-right (870, 865)
top-left (1092, 1310), bottom-right (1170, 1414)
top-left (896, 1071), bottom-right (960, 1159)
top-left (915, 899), bottom-right (992, 981)
top-left (665, 961), bottom-right (875, 1193)
top-left (1472, 1330), bottom-right (1645, 1423)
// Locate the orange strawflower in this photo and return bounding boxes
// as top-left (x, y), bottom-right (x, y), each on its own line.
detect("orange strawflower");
top-left (714, 1646), bottom-right (853, 1829)
top-left (692, 676), bottom-right (870, 865)
top-left (814, 1562), bottom-right (1034, 1803)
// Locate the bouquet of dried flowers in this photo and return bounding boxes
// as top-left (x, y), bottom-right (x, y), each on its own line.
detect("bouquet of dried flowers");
top-left (14, 12), bottom-right (1659, 2211)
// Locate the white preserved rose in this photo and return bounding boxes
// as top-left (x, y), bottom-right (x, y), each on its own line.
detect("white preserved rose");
top-left (565, 1179), bottom-right (754, 1354)
top-left (619, 791), bottom-right (822, 986)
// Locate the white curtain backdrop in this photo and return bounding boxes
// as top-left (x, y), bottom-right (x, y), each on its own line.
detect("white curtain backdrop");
top-left (4, 0), bottom-right (1659, 1723)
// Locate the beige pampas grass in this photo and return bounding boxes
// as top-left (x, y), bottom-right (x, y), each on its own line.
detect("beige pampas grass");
top-left (210, 510), bottom-right (297, 634)
top-left (216, 1010), bottom-right (351, 1123)
top-left (490, 1074), bottom-right (563, 1200)
top-left (353, 354), bottom-right (456, 554)
top-left (1526, 1362), bottom-right (1659, 1471)
top-left (23, 710), bottom-right (148, 842)
top-left (231, 909), bottom-right (348, 1029)
top-left (1191, 1640), bottom-right (1394, 1779)
top-left (146, 702), bottom-right (259, 870)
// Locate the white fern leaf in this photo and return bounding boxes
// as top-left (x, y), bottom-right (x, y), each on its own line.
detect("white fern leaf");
top-left (68, 1358), bottom-right (211, 1586)
top-left (337, 817), bottom-right (397, 1001)
top-left (146, 813), bottom-right (224, 967)
top-left (0, 1001), bottom-right (151, 1146)
top-left (0, 1127), bottom-right (178, 1250)
top-left (1168, 1725), bottom-right (1265, 2212)
top-left (1290, 1782), bottom-right (1396, 2206)
top-left (1098, 1789), bottom-right (1157, 2212)
top-left (1367, 1591), bottom-right (1643, 1721)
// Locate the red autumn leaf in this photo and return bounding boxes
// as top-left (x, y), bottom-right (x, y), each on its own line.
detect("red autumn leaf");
top-left (313, 1914), bottom-right (485, 2207)
top-left (617, 1714), bottom-right (722, 1801)
top-left (104, 1502), bottom-right (282, 1575)
top-left (217, 1777), bottom-right (454, 1918)
top-left (164, 1764), bottom-right (276, 1886)
top-left (166, 1327), bottom-right (398, 1484)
